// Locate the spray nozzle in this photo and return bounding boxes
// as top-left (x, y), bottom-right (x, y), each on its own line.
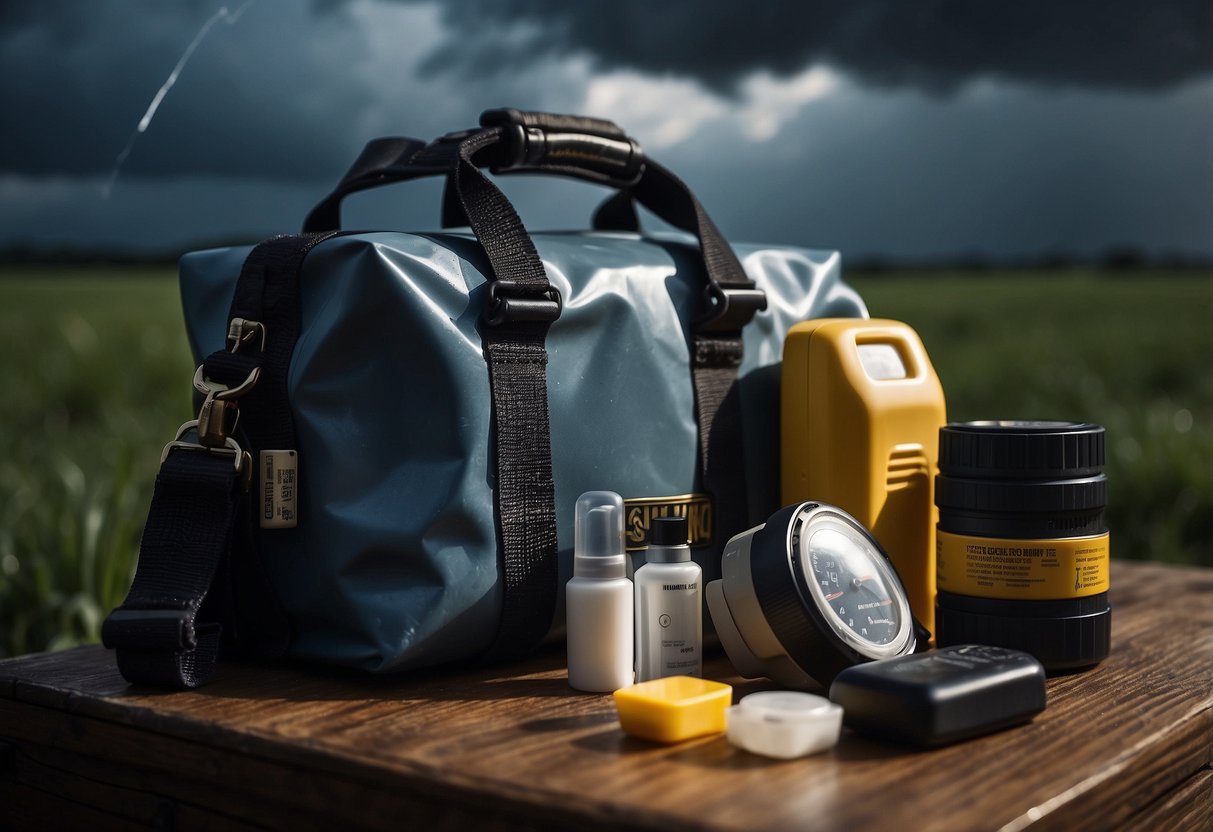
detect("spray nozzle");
top-left (574, 491), bottom-right (627, 579)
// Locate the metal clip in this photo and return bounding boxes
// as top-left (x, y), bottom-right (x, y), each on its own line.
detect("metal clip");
top-left (160, 320), bottom-right (263, 490)
top-left (192, 365), bottom-right (261, 401)
top-left (196, 391), bottom-right (240, 447)
top-left (161, 421), bottom-right (254, 491)
top-left (226, 318), bottom-right (266, 353)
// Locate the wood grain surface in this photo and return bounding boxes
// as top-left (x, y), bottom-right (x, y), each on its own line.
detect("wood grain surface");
top-left (1, 560), bottom-right (1210, 831)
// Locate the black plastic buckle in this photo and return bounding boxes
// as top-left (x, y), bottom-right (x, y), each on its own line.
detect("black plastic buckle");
top-left (483, 280), bottom-right (563, 327)
top-left (695, 285), bottom-right (769, 334)
top-left (101, 608), bottom-right (197, 652)
top-left (479, 109), bottom-right (645, 188)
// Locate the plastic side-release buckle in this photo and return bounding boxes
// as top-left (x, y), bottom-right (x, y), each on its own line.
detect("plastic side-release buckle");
top-left (695, 286), bottom-right (768, 334)
top-left (483, 280), bottom-right (563, 327)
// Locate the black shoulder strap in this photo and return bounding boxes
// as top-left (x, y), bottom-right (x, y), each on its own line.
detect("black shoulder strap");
top-left (102, 232), bottom-right (350, 687)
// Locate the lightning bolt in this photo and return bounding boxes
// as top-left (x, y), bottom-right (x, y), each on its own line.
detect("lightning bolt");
top-left (101, 1), bottom-right (254, 198)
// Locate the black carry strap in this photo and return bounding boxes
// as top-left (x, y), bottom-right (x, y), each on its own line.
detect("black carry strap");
top-left (103, 231), bottom-right (355, 687)
top-left (100, 451), bottom-right (236, 687)
top-left (407, 127), bottom-right (564, 660)
top-left (197, 233), bottom-right (359, 657)
top-left (591, 189), bottom-right (642, 232)
top-left (305, 138), bottom-right (429, 234)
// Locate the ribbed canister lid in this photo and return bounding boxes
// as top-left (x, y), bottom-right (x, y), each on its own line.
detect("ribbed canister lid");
top-left (938, 421), bottom-right (1105, 479)
top-left (935, 474), bottom-right (1107, 514)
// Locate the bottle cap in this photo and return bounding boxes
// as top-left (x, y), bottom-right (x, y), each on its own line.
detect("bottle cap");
top-left (939, 420), bottom-right (1105, 478)
top-left (646, 516), bottom-right (691, 562)
top-left (726, 691), bottom-right (843, 759)
top-left (574, 491), bottom-right (626, 579)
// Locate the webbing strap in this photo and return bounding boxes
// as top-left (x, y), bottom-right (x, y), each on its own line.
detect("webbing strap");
top-left (101, 452), bottom-right (238, 688)
top-left (691, 339), bottom-right (748, 584)
top-left (200, 232), bottom-right (356, 657)
top-left (439, 129), bottom-right (561, 660)
top-left (481, 333), bottom-right (559, 657)
top-left (436, 124), bottom-right (761, 566)
top-left (103, 232), bottom-right (352, 688)
top-left (586, 172), bottom-right (758, 572)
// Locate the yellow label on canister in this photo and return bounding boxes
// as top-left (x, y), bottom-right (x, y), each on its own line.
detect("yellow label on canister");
top-left (937, 530), bottom-right (1110, 600)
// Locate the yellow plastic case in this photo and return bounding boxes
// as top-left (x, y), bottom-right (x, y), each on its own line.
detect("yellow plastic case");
top-left (781, 319), bottom-right (946, 633)
top-left (613, 676), bottom-right (733, 743)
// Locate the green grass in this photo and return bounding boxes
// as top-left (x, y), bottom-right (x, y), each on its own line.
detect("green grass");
top-left (0, 267), bottom-right (1209, 659)
top-left (0, 269), bottom-right (194, 658)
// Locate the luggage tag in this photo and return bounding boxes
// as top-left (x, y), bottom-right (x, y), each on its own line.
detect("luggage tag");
top-left (259, 450), bottom-right (298, 528)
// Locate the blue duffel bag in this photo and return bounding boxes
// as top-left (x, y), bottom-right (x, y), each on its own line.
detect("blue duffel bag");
top-left (102, 109), bottom-right (866, 686)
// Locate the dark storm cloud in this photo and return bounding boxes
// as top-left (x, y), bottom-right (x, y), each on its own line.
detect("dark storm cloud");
top-left (2, 1), bottom-right (1209, 182)
top-left (0, 0), bottom-right (1209, 262)
top-left (0, 1), bottom-right (378, 180)
top-left (407, 0), bottom-right (1213, 92)
top-left (0, 0), bottom-right (582, 182)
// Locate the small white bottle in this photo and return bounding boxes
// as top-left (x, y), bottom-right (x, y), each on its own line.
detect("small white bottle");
top-left (635, 516), bottom-right (702, 682)
top-left (566, 491), bottom-right (634, 692)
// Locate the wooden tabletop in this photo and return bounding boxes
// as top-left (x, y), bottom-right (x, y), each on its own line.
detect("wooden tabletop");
top-left (1, 559), bottom-right (1210, 832)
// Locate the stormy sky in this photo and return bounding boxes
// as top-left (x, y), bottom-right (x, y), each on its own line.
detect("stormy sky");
top-left (1, 0), bottom-right (1210, 261)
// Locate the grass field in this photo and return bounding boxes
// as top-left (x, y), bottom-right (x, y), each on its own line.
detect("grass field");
top-left (1, 267), bottom-right (1210, 659)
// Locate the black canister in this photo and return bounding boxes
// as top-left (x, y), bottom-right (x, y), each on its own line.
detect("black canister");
top-left (935, 421), bottom-right (1111, 672)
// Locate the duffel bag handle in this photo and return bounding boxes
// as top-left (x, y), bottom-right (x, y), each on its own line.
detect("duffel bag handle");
top-left (304, 108), bottom-right (765, 334)
top-left (303, 136), bottom-right (430, 235)
top-left (474, 107), bottom-right (646, 187)
top-left (440, 109), bottom-right (645, 237)
top-left (304, 110), bottom-right (642, 234)
top-left (446, 109), bottom-right (765, 333)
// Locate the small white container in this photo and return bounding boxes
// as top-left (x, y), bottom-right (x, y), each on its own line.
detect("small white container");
top-left (634, 516), bottom-right (702, 682)
top-left (567, 492), bottom-right (634, 693)
top-left (727, 691), bottom-right (843, 759)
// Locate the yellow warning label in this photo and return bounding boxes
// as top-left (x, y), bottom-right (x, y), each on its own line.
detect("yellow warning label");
top-left (937, 530), bottom-right (1109, 600)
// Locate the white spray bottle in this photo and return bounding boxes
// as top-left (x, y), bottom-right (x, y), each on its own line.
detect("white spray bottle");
top-left (566, 491), bottom-right (634, 692)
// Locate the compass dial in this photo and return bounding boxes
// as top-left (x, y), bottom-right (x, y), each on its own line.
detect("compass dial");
top-left (790, 507), bottom-right (913, 659)
top-left (806, 526), bottom-right (902, 645)
top-left (706, 502), bottom-right (917, 690)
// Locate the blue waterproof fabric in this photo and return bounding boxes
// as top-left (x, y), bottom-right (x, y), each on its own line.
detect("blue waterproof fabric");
top-left (179, 230), bottom-right (866, 671)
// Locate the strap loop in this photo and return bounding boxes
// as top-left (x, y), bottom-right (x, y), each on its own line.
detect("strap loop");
top-left (102, 608), bottom-right (197, 652)
top-left (102, 449), bottom-right (242, 688)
